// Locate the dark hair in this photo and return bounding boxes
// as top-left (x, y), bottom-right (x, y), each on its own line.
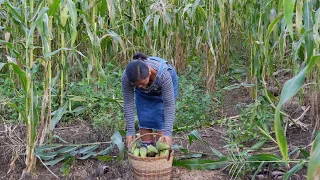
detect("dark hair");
top-left (133, 52), bottom-right (148, 60)
top-left (125, 60), bottom-right (149, 83)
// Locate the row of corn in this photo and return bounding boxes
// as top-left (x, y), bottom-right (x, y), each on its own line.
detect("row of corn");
top-left (131, 139), bottom-right (170, 158)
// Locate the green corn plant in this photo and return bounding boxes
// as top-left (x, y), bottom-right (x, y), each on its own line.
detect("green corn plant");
top-left (56, 0), bottom-right (78, 104)
top-left (1, 0), bottom-right (41, 173)
top-left (37, 0), bottom-right (54, 145)
top-left (229, 0), bottom-right (319, 177)
top-left (274, 0), bottom-right (318, 166)
top-left (307, 133), bottom-right (320, 179)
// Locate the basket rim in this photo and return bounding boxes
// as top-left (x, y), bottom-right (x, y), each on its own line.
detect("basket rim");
top-left (129, 132), bottom-right (163, 152)
top-left (128, 150), bottom-right (174, 161)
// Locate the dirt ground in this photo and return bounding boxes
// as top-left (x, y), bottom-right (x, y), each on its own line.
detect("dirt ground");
top-left (0, 120), bottom-right (231, 180)
top-left (0, 70), bottom-right (315, 180)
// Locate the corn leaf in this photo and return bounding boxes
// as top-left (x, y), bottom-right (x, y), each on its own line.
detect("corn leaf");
top-left (60, 4), bottom-right (69, 27)
top-left (191, 0), bottom-right (201, 18)
top-left (173, 157), bottom-right (228, 170)
top-left (99, 0), bottom-right (107, 17)
top-left (7, 102), bottom-right (28, 123)
top-left (51, 135), bottom-right (68, 143)
top-left (283, 161), bottom-right (304, 180)
top-left (308, 133), bottom-right (320, 180)
top-left (0, 63), bottom-right (5, 70)
top-left (67, 0), bottom-right (77, 46)
top-left (70, 106), bottom-right (87, 115)
top-left (36, 144), bottom-right (64, 153)
top-left (4, 62), bottom-right (27, 92)
top-left (275, 55), bottom-right (320, 163)
top-left (96, 144), bottom-right (114, 155)
top-left (188, 130), bottom-right (223, 157)
top-left (283, 0), bottom-right (296, 38)
top-left (257, 126), bottom-right (277, 143)
top-left (57, 145), bottom-right (79, 154)
top-left (111, 131), bottom-right (124, 161)
top-left (171, 144), bottom-right (189, 154)
top-left (77, 152), bottom-right (96, 160)
top-left (295, 0), bottom-right (303, 34)
top-left (36, 10), bottom-right (50, 56)
top-left (300, 149), bottom-right (310, 159)
top-left (252, 162), bottom-right (265, 180)
top-left (44, 155), bottom-right (70, 166)
top-left (37, 151), bottom-right (59, 160)
top-left (107, 30), bottom-right (126, 56)
top-left (249, 140), bottom-right (267, 150)
top-left (175, 153), bottom-right (203, 160)
top-left (106, 0), bottom-right (115, 24)
top-left (264, 13), bottom-right (284, 75)
top-left (247, 154), bottom-right (282, 162)
top-left (44, 48), bottom-right (72, 59)
top-left (303, 2), bottom-right (313, 62)
top-left (51, 103), bottom-right (68, 129)
top-left (275, 70), bottom-right (306, 162)
top-left (314, 8), bottom-right (320, 48)
top-left (143, 15), bottom-right (153, 33)
top-left (4, 0), bottom-right (23, 24)
top-left (48, 0), bottom-right (60, 16)
top-left (78, 145), bottom-right (99, 154)
top-left (188, 130), bottom-right (203, 145)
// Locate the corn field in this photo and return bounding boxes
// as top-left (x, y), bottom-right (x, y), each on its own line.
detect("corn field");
top-left (0, 0), bottom-right (320, 179)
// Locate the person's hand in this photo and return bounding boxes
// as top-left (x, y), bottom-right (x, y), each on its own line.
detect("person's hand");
top-left (126, 136), bottom-right (135, 148)
top-left (161, 136), bottom-right (172, 147)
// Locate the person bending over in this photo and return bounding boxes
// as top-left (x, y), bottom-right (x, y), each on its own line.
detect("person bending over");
top-left (122, 52), bottom-right (178, 147)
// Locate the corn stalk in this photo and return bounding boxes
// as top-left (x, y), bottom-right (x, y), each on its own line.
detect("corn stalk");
top-left (232, 0), bottom-right (320, 177)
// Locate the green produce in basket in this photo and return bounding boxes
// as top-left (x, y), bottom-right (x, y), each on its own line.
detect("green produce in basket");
top-left (156, 139), bottom-right (170, 150)
top-left (147, 145), bottom-right (158, 153)
top-left (160, 149), bottom-right (169, 157)
top-left (139, 147), bottom-right (147, 158)
top-left (133, 148), bottom-right (140, 156)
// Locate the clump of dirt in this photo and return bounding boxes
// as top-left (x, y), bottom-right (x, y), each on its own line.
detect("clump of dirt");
top-left (221, 86), bottom-right (253, 117)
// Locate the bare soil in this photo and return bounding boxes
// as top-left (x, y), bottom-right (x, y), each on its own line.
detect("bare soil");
top-left (0, 120), bottom-right (231, 180)
top-left (0, 70), bottom-right (315, 180)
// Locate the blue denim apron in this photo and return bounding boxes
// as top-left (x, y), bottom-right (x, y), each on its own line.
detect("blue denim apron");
top-left (135, 57), bottom-right (178, 131)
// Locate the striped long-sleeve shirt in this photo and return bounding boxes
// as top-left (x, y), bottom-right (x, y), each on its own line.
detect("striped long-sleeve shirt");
top-left (122, 59), bottom-right (175, 136)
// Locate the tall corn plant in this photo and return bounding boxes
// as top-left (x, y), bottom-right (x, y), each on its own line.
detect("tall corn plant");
top-left (233, 0), bottom-right (320, 178)
top-left (275, 1), bottom-right (320, 178)
top-left (0, 0), bottom-right (44, 173)
top-left (0, 0), bottom-right (77, 173)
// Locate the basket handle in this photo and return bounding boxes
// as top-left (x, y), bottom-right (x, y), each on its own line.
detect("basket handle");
top-left (128, 133), bottom-right (162, 152)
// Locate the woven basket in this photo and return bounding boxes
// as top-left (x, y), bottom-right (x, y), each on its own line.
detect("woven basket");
top-left (128, 133), bottom-right (174, 180)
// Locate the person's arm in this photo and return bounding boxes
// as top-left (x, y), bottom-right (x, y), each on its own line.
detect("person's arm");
top-left (160, 71), bottom-right (175, 137)
top-left (121, 72), bottom-right (136, 136)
